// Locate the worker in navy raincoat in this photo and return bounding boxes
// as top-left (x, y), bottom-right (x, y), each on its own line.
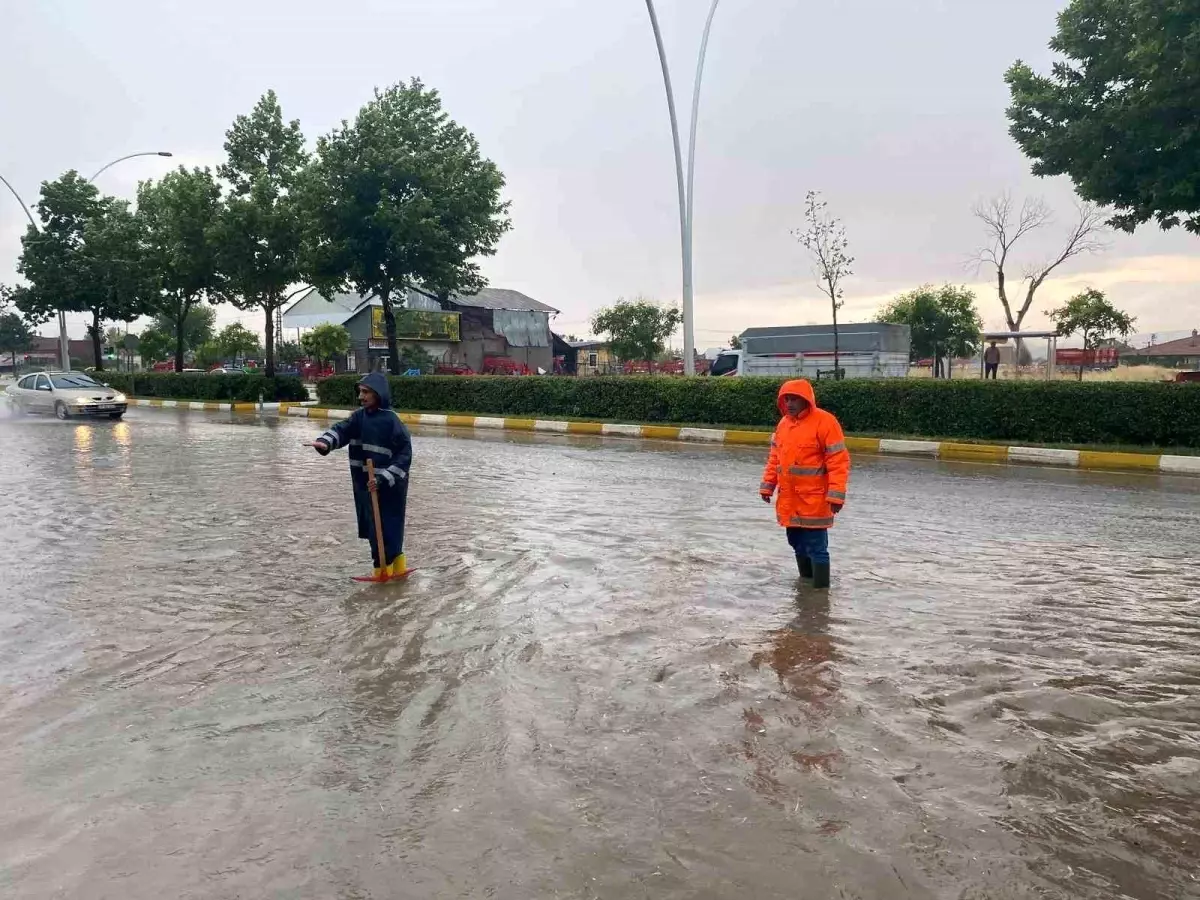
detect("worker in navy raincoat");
top-left (309, 372), bottom-right (413, 578)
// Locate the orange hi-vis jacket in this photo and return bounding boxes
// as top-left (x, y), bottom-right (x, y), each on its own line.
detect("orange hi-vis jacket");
top-left (759, 379), bottom-right (850, 530)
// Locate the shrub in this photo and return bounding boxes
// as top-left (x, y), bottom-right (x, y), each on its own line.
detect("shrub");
top-left (102, 372), bottom-right (308, 403)
top-left (314, 375), bottom-right (1200, 448)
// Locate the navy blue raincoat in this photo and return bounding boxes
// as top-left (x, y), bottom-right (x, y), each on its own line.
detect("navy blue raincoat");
top-left (315, 372), bottom-right (412, 567)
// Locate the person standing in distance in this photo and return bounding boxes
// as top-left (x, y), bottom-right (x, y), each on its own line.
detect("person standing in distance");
top-left (759, 379), bottom-right (850, 589)
top-left (984, 341), bottom-right (1001, 380)
top-left (308, 372), bottom-right (413, 579)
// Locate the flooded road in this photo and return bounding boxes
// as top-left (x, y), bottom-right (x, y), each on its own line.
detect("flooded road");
top-left (1, 408), bottom-right (1199, 899)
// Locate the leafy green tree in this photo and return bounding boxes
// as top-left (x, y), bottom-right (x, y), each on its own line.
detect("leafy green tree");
top-left (397, 344), bottom-right (435, 374)
top-left (213, 91), bottom-right (308, 377)
top-left (879, 285), bottom-right (983, 378)
top-left (194, 341), bottom-right (224, 369)
top-left (215, 322), bottom-right (262, 363)
top-left (16, 172), bottom-right (150, 370)
top-left (149, 303), bottom-right (216, 355)
top-left (590, 297), bottom-right (682, 365)
top-left (793, 191), bottom-right (854, 378)
top-left (17, 170), bottom-right (152, 372)
top-left (1048, 288), bottom-right (1136, 381)
top-left (729, 334), bottom-right (742, 350)
top-left (0, 286), bottom-right (34, 374)
top-left (15, 172), bottom-right (152, 371)
top-left (137, 326), bottom-right (173, 366)
top-left (276, 339), bottom-right (304, 366)
top-left (300, 322), bottom-right (351, 368)
top-left (301, 79), bottom-right (511, 375)
top-left (84, 200), bottom-right (151, 370)
top-left (1007, 0), bottom-right (1200, 235)
top-left (138, 168), bottom-right (224, 372)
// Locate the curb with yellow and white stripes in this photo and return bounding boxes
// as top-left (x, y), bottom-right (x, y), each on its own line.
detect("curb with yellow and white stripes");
top-left (125, 399), bottom-right (1200, 476)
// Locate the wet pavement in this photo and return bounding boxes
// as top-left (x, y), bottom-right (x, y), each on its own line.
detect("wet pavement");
top-left (1, 406), bottom-right (1199, 899)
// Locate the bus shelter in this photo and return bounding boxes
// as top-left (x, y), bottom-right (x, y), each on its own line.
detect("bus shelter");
top-left (979, 331), bottom-right (1058, 380)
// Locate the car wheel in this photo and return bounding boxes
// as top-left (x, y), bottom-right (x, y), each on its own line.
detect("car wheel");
top-left (55, 401), bottom-right (70, 420)
top-left (109, 412), bottom-right (124, 420)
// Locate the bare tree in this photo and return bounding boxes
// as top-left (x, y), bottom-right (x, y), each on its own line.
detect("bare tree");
top-left (973, 194), bottom-right (1108, 335)
top-left (793, 191), bottom-right (855, 378)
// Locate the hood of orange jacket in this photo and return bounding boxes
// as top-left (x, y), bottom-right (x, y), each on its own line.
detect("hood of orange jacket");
top-left (777, 379), bottom-right (817, 416)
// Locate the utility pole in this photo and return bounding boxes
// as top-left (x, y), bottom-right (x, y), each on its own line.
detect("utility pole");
top-left (642, 0), bottom-right (722, 376)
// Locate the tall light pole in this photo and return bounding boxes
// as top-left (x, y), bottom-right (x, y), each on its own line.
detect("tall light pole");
top-left (90, 151), bottom-right (174, 183)
top-left (643, 0), bottom-right (721, 376)
top-left (1, 151), bottom-right (172, 371)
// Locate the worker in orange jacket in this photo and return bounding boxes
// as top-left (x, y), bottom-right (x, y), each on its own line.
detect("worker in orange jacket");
top-left (759, 379), bottom-right (850, 588)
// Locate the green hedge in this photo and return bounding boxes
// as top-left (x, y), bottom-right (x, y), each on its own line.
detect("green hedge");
top-left (315, 375), bottom-right (1200, 448)
top-left (102, 372), bottom-right (308, 403)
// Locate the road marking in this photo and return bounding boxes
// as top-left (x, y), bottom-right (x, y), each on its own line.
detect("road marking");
top-left (939, 442), bottom-right (1009, 463)
top-left (679, 427), bottom-right (727, 443)
top-left (1160, 455), bottom-right (1200, 475)
top-left (1008, 446), bottom-right (1080, 467)
top-left (879, 439), bottom-right (939, 456)
top-left (1078, 450), bottom-right (1162, 472)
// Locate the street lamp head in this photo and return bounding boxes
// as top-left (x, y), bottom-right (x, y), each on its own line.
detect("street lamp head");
top-left (156, 152), bottom-right (173, 157)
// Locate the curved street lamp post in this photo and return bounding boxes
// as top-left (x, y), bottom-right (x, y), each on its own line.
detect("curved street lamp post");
top-left (643, 0), bottom-right (721, 377)
top-left (0, 151), bottom-right (172, 371)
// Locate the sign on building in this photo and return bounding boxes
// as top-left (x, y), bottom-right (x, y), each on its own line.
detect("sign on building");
top-left (369, 307), bottom-right (461, 349)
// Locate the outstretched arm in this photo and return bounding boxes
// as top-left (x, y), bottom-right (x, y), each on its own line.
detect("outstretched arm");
top-left (309, 412), bottom-right (362, 456)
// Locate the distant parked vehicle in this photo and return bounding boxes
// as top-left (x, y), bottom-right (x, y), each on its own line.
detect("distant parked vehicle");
top-left (6, 372), bottom-right (127, 420)
top-left (481, 356), bottom-right (531, 376)
top-left (710, 323), bottom-right (911, 379)
top-left (208, 367), bottom-right (247, 376)
top-left (1176, 371), bottom-right (1200, 383)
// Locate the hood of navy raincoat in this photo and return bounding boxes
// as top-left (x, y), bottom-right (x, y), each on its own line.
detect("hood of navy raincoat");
top-left (357, 372), bottom-right (392, 410)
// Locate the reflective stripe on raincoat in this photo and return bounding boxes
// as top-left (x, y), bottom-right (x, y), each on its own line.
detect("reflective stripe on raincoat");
top-left (759, 379), bottom-right (850, 530)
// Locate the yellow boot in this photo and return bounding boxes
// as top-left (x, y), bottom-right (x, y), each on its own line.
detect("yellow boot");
top-left (373, 566), bottom-right (385, 580)
top-left (388, 554), bottom-right (407, 578)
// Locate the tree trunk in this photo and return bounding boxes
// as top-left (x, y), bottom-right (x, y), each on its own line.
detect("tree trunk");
top-left (90, 311), bottom-right (104, 371)
top-left (831, 295), bottom-right (841, 380)
top-left (381, 284), bottom-right (400, 376)
top-left (264, 301), bottom-right (277, 377)
top-left (174, 302), bottom-right (188, 373)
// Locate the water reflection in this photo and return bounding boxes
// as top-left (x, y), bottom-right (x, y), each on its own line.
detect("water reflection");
top-left (750, 590), bottom-right (840, 713)
top-left (73, 424), bottom-right (93, 452)
top-left (736, 591), bottom-right (845, 804)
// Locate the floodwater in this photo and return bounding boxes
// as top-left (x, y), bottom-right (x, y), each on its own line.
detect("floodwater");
top-left (1, 406), bottom-right (1199, 900)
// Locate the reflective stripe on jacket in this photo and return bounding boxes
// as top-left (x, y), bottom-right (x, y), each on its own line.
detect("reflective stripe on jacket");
top-left (760, 378), bottom-right (850, 531)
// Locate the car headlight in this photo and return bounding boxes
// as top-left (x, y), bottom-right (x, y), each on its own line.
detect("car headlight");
top-left (113, 393), bottom-right (127, 403)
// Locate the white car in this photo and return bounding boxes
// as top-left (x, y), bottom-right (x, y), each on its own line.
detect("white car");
top-left (6, 372), bottom-right (128, 420)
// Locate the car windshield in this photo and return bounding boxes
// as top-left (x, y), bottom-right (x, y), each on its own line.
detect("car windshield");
top-left (50, 374), bottom-right (103, 390)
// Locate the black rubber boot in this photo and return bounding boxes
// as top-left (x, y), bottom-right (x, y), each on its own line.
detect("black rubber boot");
top-left (796, 555), bottom-right (814, 579)
top-left (812, 562), bottom-right (831, 590)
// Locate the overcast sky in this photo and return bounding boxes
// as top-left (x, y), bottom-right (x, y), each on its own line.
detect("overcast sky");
top-left (3, 0), bottom-right (1197, 348)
